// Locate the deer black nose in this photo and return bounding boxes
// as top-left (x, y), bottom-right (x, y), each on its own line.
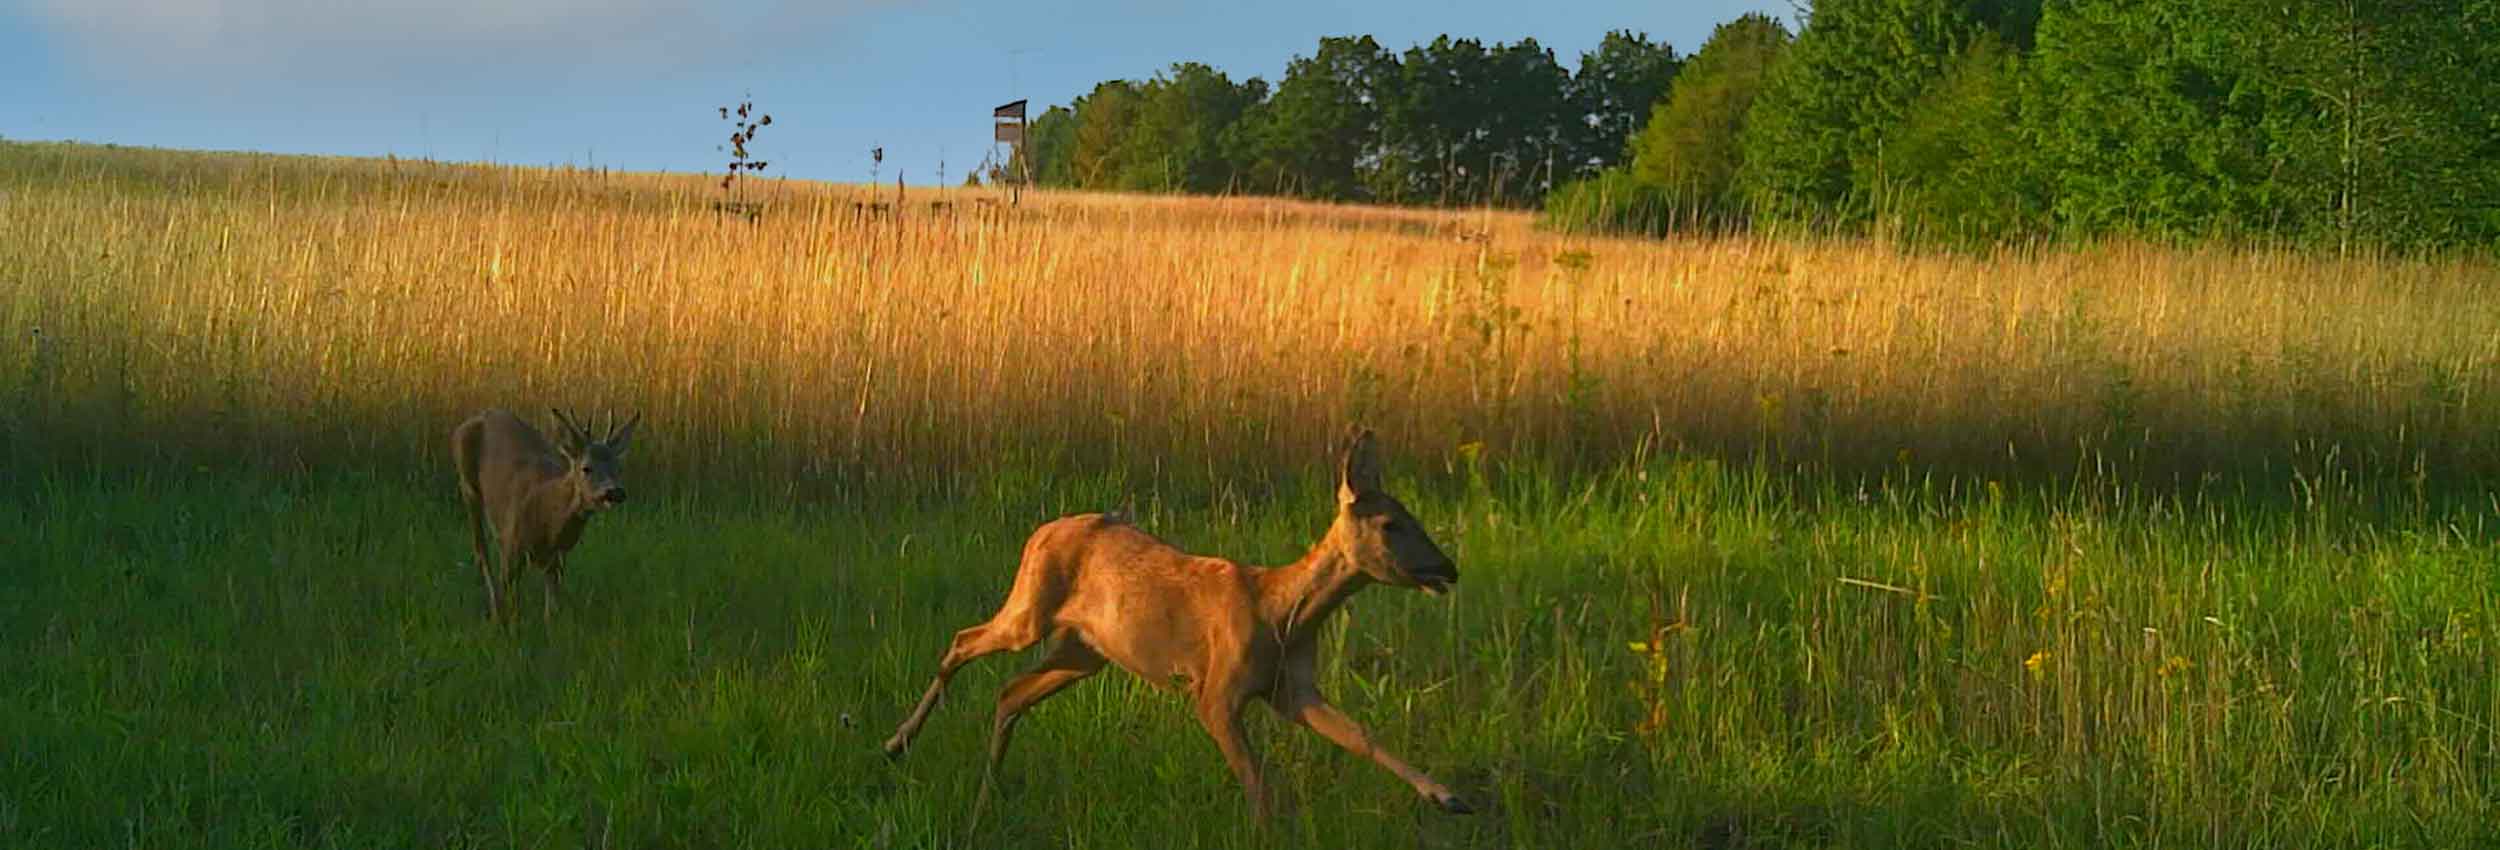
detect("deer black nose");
top-left (604, 487), bottom-right (628, 504)
top-left (1415, 558), bottom-right (1458, 587)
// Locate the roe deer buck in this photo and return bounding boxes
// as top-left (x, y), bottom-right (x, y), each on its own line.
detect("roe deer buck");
top-left (452, 408), bottom-right (638, 622)
top-left (884, 429), bottom-right (1471, 822)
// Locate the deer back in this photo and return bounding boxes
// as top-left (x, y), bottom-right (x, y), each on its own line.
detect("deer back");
top-left (466, 408), bottom-right (571, 514)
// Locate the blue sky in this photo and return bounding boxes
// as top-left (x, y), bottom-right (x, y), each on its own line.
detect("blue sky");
top-left (1, 0), bottom-right (1787, 185)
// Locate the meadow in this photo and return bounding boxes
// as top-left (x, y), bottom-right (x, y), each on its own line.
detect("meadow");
top-left (5, 141), bottom-right (2498, 848)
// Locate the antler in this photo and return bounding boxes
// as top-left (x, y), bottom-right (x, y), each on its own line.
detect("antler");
top-left (550, 408), bottom-right (591, 447)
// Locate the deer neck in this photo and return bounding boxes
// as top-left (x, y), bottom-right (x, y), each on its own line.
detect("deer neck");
top-left (527, 474), bottom-right (596, 546)
top-left (1256, 531), bottom-right (1371, 647)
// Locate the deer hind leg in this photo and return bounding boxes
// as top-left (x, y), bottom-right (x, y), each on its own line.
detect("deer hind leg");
top-left (495, 541), bottom-right (525, 625)
top-left (453, 419), bottom-right (496, 620)
top-left (471, 519), bottom-right (499, 621)
top-left (884, 615), bottom-right (1048, 757)
top-left (970, 637), bottom-right (1105, 828)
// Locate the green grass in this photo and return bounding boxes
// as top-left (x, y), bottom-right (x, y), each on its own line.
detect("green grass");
top-left (9, 461), bottom-right (2496, 848)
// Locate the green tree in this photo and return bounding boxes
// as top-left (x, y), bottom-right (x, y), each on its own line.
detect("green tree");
top-left (1481, 38), bottom-right (1577, 203)
top-left (2437, 0), bottom-right (2500, 243)
top-left (1373, 36), bottom-right (1572, 206)
top-left (1567, 30), bottom-right (1681, 178)
top-left (1625, 13), bottom-right (1790, 222)
top-left (1373, 36), bottom-right (1492, 204)
top-left (1068, 80), bottom-right (1144, 190)
top-left (1017, 105), bottom-right (1078, 187)
top-left (1117, 63), bottom-right (1268, 193)
top-left (1875, 36), bottom-right (2045, 243)
top-left (1236, 36), bottom-right (1394, 199)
top-left (2031, 0), bottom-right (2309, 239)
top-left (1736, 0), bottom-right (2009, 226)
top-left (2219, 0), bottom-right (2500, 247)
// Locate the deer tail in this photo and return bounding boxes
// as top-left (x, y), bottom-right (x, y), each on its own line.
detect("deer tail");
top-left (451, 417), bottom-right (485, 504)
top-left (452, 417), bottom-right (490, 553)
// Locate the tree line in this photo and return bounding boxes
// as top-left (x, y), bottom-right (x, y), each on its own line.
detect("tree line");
top-left (1012, 32), bottom-right (1678, 208)
top-left (1012, 1), bottom-right (2499, 249)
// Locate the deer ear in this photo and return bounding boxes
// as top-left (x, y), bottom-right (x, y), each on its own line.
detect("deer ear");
top-left (1337, 427), bottom-right (1382, 504)
top-left (607, 412), bottom-right (642, 455)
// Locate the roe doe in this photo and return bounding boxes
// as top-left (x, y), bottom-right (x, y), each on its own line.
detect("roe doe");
top-left (452, 408), bottom-right (638, 622)
top-left (883, 428), bottom-right (1471, 823)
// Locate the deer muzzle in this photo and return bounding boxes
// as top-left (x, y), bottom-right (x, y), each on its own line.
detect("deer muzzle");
top-left (1412, 560), bottom-right (1458, 595)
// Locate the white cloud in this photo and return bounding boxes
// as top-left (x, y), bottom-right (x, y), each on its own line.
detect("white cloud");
top-left (24, 0), bottom-right (880, 85)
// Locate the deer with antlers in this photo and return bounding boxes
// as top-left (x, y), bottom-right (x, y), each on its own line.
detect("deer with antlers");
top-left (451, 408), bottom-right (639, 622)
top-left (883, 428), bottom-right (1471, 822)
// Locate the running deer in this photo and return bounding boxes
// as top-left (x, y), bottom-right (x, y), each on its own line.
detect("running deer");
top-left (883, 429), bottom-right (1471, 822)
top-left (452, 408), bottom-right (638, 622)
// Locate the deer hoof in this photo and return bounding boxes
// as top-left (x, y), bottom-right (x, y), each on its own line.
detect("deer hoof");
top-left (881, 739), bottom-right (907, 761)
top-left (1432, 791), bottom-right (1475, 815)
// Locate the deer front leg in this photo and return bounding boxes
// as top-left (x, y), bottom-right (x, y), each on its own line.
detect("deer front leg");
top-left (1196, 694), bottom-right (1270, 821)
top-left (542, 554), bottom-right (564, 622)
top-left (1271, 689), bottom-right (1472, 814)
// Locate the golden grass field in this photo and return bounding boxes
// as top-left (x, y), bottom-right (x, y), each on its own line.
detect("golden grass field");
top-left (8, 141), bottom-right (2495, 494)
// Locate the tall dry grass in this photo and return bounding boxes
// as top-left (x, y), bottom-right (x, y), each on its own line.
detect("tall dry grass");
top-left (4, 141), bottom-right (2496, 495)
